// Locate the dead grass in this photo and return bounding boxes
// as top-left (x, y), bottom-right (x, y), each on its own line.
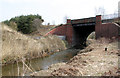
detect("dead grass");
top-left (31, 38), bottom-right (118, 76)
top-left (51, 39), bottom-right (118, 76)
top-left (1, 23), bottom-right (66, 65)
top-left (30, 25), bottom-right (56, 37)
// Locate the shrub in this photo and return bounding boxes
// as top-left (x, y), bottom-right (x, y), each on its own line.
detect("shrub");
top-left (3, 14), bottom-right (44, 34)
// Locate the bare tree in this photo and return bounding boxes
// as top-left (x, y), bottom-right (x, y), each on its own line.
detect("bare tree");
top-left (52, 20), bottom-right (55, 25)
top-left (114, 9), bottom-right (118, 18)
top-left (63, 15), bottom-right (68, 24)
top-left (118, 1), bottom-right (120, 17)
top-left (32, 18), bottom-right (43, 31)
top-left (94, 6), bottom-right (106, 16)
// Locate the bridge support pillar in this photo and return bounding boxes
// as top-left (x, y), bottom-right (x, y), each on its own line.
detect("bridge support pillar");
top-left (95, 15), bottom-right (102, 39)
top-left (66, 19), bottom-right (73, 45)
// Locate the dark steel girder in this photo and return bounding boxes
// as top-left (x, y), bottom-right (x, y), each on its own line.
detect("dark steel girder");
top-left (72, 22), bottom-right (95, 27)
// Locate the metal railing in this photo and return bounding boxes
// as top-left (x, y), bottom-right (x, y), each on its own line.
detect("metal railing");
top-left (101, 13), bottom-right (119, 23)
top-left (102, 13), bottom-right (118, 20)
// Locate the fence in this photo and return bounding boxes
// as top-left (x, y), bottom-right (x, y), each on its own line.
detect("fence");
top-left (101, 13), bottom-right (119, 23)
top-left (102, 13), bottom-right (118, 20)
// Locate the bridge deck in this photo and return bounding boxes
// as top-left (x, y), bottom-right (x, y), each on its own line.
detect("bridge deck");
top-left (71, 17), bottom-right (96, 27)
top-left (71, 16), bottom-right (120, 27)
top-left (72, 22), bottom-right (96, 27)
top-left (71, 17), bottom-right (96, 24)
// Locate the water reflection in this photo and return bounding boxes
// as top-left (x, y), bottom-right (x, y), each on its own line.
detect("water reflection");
top-left (2, 49), bottom-right (79, 76)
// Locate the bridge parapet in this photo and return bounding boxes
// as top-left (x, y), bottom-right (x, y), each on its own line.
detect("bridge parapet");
top-left (71, 17), bottom-right (96, 24)
top-left (67, 19), bottom-right (71, 24)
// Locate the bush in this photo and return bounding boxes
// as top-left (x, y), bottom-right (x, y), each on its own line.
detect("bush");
top-left (3, 14), bottom-right (44, 34)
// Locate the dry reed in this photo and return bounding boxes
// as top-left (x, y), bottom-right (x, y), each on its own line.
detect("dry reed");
top-left (1, 23), bottom-right (66, 65)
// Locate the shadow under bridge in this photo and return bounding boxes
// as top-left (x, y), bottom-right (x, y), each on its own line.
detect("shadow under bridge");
top-left (71, 17), bottom-right (96, 48)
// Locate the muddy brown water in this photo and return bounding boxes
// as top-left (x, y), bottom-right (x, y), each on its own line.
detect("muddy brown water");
top-left (2, 49), bottom-right (80, 76)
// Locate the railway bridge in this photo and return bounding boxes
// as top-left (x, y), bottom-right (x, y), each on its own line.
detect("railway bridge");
top-left (45, 15), bottom-right (120, 47)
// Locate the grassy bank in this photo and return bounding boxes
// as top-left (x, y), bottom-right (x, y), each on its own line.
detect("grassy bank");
top-left (30, 25), bottom-right (56, 37)
top-left (2, 23), bottom-right (66, 65)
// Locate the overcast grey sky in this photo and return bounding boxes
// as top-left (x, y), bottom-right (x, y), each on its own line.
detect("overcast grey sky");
top-left (0, 0), bottom-right (120, 25)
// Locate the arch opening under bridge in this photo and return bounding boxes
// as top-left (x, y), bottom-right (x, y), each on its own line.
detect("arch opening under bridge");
top-left (70, 17), bottom-right (96, 48)
top-left (72, 25), bottom-right (95, 48)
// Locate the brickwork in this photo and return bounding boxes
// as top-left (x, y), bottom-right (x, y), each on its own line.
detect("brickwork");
top-left (95, 15), bottom-right (102, 39)
top-left (99, 23), bottom-right (118, 39)
top-left (45, 24), bottom-right (67, 36)
top-left (66, 23), bottom-right (73, 44)
top-left (45, 15), bottom-right (120, 45)
top-left (45, 19), bottom-right (73, 45)
top-left (95, 15), bottom-right (119, 40)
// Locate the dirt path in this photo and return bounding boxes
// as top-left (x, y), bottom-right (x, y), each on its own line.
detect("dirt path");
top-left (30, 39), bottom-right (119, 76)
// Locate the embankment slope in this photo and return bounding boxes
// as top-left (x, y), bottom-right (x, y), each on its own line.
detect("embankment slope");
top-left (2, 24), bottom-right (66, 65)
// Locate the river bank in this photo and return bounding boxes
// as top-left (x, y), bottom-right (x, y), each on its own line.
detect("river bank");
top-left (2, 49), bottom-right (80, 76)
top-left (2, 24), bottom-right (66, 65)
top-left (30, 38), bottom-right (119, 76)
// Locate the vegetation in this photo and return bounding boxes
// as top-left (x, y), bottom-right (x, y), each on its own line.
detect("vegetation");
top-left (3, 14), bottom-right (44, 34)
top-left (87, 32), bottom-right (95, 40)
top-left (86, 32), bottom-right (95, 46)
top-left (2, 24), bottom-right (66, 65)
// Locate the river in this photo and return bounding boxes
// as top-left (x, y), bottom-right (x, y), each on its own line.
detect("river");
top-left (2, 49), bottom-right (80, 76)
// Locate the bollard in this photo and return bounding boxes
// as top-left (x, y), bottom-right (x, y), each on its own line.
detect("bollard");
top-left (105, 48), bottom-right (107, 51)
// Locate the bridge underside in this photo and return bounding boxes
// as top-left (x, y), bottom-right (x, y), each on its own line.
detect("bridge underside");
top-left (72, 25), bottom-right (95, 48)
